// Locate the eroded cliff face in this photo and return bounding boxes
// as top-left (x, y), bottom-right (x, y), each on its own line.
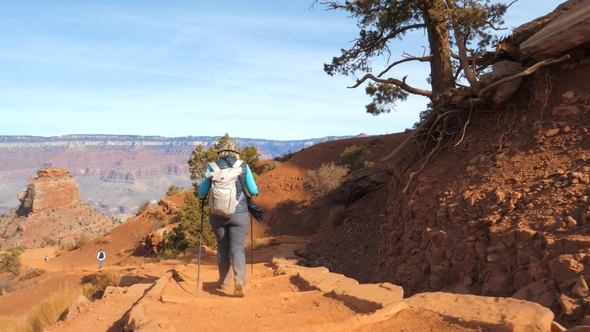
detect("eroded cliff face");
top-left (0, 167), bottom-right (115, 249)
top-left (19, 168), bottom-right (81, 214)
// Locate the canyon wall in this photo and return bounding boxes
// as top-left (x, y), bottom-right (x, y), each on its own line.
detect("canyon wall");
top-left (0, 134), bottom-right (357, 217)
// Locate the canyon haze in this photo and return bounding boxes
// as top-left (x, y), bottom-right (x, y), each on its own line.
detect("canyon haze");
top-left (0, 134), bottom-right (358, 219)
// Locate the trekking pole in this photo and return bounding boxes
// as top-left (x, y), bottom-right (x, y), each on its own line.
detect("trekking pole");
top-left (250, 214), bottom-right (254, 275)
top-left (197, 198), bottom-right (205, 293)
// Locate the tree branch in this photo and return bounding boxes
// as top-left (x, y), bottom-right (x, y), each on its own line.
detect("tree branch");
top-left (378, 53), bottom-right (433, 77)
top-left (445, 0), bottom-right (481, 92)
top-left (350, 74), bottom-right (433, 98)
top-left (478, 54), bottom-right (570, 97)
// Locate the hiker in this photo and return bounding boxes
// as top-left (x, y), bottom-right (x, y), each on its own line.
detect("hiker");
top-left (97, 249), bottom-right (106, 269)
top-left (198, 139), bottom-right (259, 297)
top-left (44, 255), bottom-right (48, 263)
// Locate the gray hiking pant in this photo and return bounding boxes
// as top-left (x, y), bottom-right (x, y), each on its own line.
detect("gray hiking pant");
top-left (209, 211), bottom-right (249, 287)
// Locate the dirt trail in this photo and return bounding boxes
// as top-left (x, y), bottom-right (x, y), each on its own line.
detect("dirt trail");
top-left (41, 239), bottom-right (479, 332)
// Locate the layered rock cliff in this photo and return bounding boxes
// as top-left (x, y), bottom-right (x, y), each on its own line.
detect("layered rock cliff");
top-left (18, 168), bottom-right (81, 215)
top-left (0, 134), bottom-right (358, 217)
top-left (0, 167), bottom-right (115, 249)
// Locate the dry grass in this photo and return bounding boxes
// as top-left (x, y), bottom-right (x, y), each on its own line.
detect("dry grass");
top-left (18, 267), bottom-right (46, 282)
top-left (82, 267), bottom-right (122, 299)
top-left (0, 315), bottom-right (29, 332)
top-left (26, 286), bottom-right (79, 332)
top-left (94, 267), bottom-right (122, 290)
top-left (96, 235), bottom-right (111, 245)
top-left (247, 237), bottom-right (276, 250)
top-left (304, 163), bottom-right (348, 197)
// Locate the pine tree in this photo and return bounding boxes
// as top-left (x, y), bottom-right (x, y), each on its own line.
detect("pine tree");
top-left (314, 0), bottom-right (510, 112)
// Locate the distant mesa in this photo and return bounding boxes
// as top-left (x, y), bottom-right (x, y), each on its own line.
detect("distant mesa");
top-left (2, 166), bottom-right (114, 249)
top-left (17, 167), bottom-right (82, 216)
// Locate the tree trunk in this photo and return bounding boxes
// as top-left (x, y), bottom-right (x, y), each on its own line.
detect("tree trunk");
top-left (422, 1), bottom-right (455, 108)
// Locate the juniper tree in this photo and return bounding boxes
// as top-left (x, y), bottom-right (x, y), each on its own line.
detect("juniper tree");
top-left (314, 0), bottom-right (512, 112)
top-left (187, 133), bottom-right (261, 187)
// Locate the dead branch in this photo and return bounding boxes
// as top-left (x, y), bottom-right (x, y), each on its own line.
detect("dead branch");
top-left (350, 74), bottom-right (433, 97)
top-left (478, 54), bottom-right (569, 98)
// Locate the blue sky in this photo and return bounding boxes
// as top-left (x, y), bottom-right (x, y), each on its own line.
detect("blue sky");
top-left (0, 1), bottom-right (560, 140)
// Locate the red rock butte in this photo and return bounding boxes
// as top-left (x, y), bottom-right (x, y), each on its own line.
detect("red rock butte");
top-left (19, 167), bottom-right (81, 214)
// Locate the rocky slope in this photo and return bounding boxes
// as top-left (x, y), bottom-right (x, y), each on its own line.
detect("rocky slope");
top-left (299, 1), bottom-right (590, 327)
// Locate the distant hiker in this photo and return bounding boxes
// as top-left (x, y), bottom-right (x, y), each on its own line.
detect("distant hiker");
top-left (198, 139), bottom-right (259, 297)
top-left (97, 249), bottom-right (106, 269)
top-left (44, 255), bottom-right (48, 263)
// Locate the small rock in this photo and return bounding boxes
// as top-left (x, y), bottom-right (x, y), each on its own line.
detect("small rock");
top-left (545, 128), bottom-right (560, 137)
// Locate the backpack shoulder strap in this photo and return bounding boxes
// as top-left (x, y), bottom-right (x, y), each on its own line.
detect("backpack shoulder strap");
top-left (209, 162), bottom-right (220, 172)
top-left (232, 160), bottom-right (243, 168)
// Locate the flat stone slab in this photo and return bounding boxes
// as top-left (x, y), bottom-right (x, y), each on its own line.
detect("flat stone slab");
top-left (331, 282), bottom-right (404, 313)
top-left (403, 292), bottom-right (554, 332)
top-left (521, 1), bottom-right (590, 60)
top-left (296, 267), bottom-right (359, 293)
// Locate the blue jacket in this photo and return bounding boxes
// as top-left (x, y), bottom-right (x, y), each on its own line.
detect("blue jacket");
top-left (198, 156), bottom-right (259, 214)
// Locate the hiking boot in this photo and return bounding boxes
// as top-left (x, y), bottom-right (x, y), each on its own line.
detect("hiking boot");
top-left (217, 283), bottom-right (229, 291)
top-left (234, 282), bottom-right (245, 298)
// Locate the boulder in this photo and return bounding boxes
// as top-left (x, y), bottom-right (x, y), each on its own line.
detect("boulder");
top-left (404, 292), bottom-right (554, 332)
top-left (521, 1), bottom-right (590, 61)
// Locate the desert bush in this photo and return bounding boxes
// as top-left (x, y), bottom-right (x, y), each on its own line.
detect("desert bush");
top-left (261, 160), bottom-right (281, 174)
top-left (26, 287), bottom-right (79, 332)
top-left (166, 185), bottom-right (182, 196)
top-left (0, 273), bottom-right (16, 295)
top-left (367, 136), bottom-right (381, 146)
top-left (73, 233), bottom-right (90, 250)
top-left (340, 145), bottom-right (374, 173)
top-left (137, 200), bottom-right (151, 216)
top-left (96, 235), bottom-right (111, 245)
top-left (18, 267), bottom-right (46, 282)
top-left (132, 229), bottom-right (148, 248)
top-left (304, 163), bottom-right (348, 197)
top-left (274, 150), bottom-right (295, 162)
top-left (82, 267), bottom-right (122, 300)
top-left (93, 267), bottom-right (122, 290)
top-left (41, 236), bottom-right (56, 247)
top-left (326, 205), bottom-right (347, 227)
top-left (151, 218), bottom-right (166, 231)
top-left (81, 282), bottom-right (97, 300)
top-left (0, 246), bottom-right (26, 276)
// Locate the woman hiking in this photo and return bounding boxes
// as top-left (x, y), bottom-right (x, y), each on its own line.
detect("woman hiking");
top-left (198, 139), bottom-right (259, 297)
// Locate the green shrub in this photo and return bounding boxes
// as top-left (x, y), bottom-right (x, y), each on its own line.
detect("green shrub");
top-left (42, 236), bottom-right (56, 247)
top-left (0, 246), bottom-right (26, 276)
top-left (340, 145), bottom-right (374, 173)
top-left (304, 163), bottom-right (348, 197)
top-left (163, 194), bottom-right (216, 256)
top-left (18, 267), bottom-right (46, 282)
top-left (274, 151), bottom-right (295, 162)
top-left (166, 185), bottom-right (182, 196)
